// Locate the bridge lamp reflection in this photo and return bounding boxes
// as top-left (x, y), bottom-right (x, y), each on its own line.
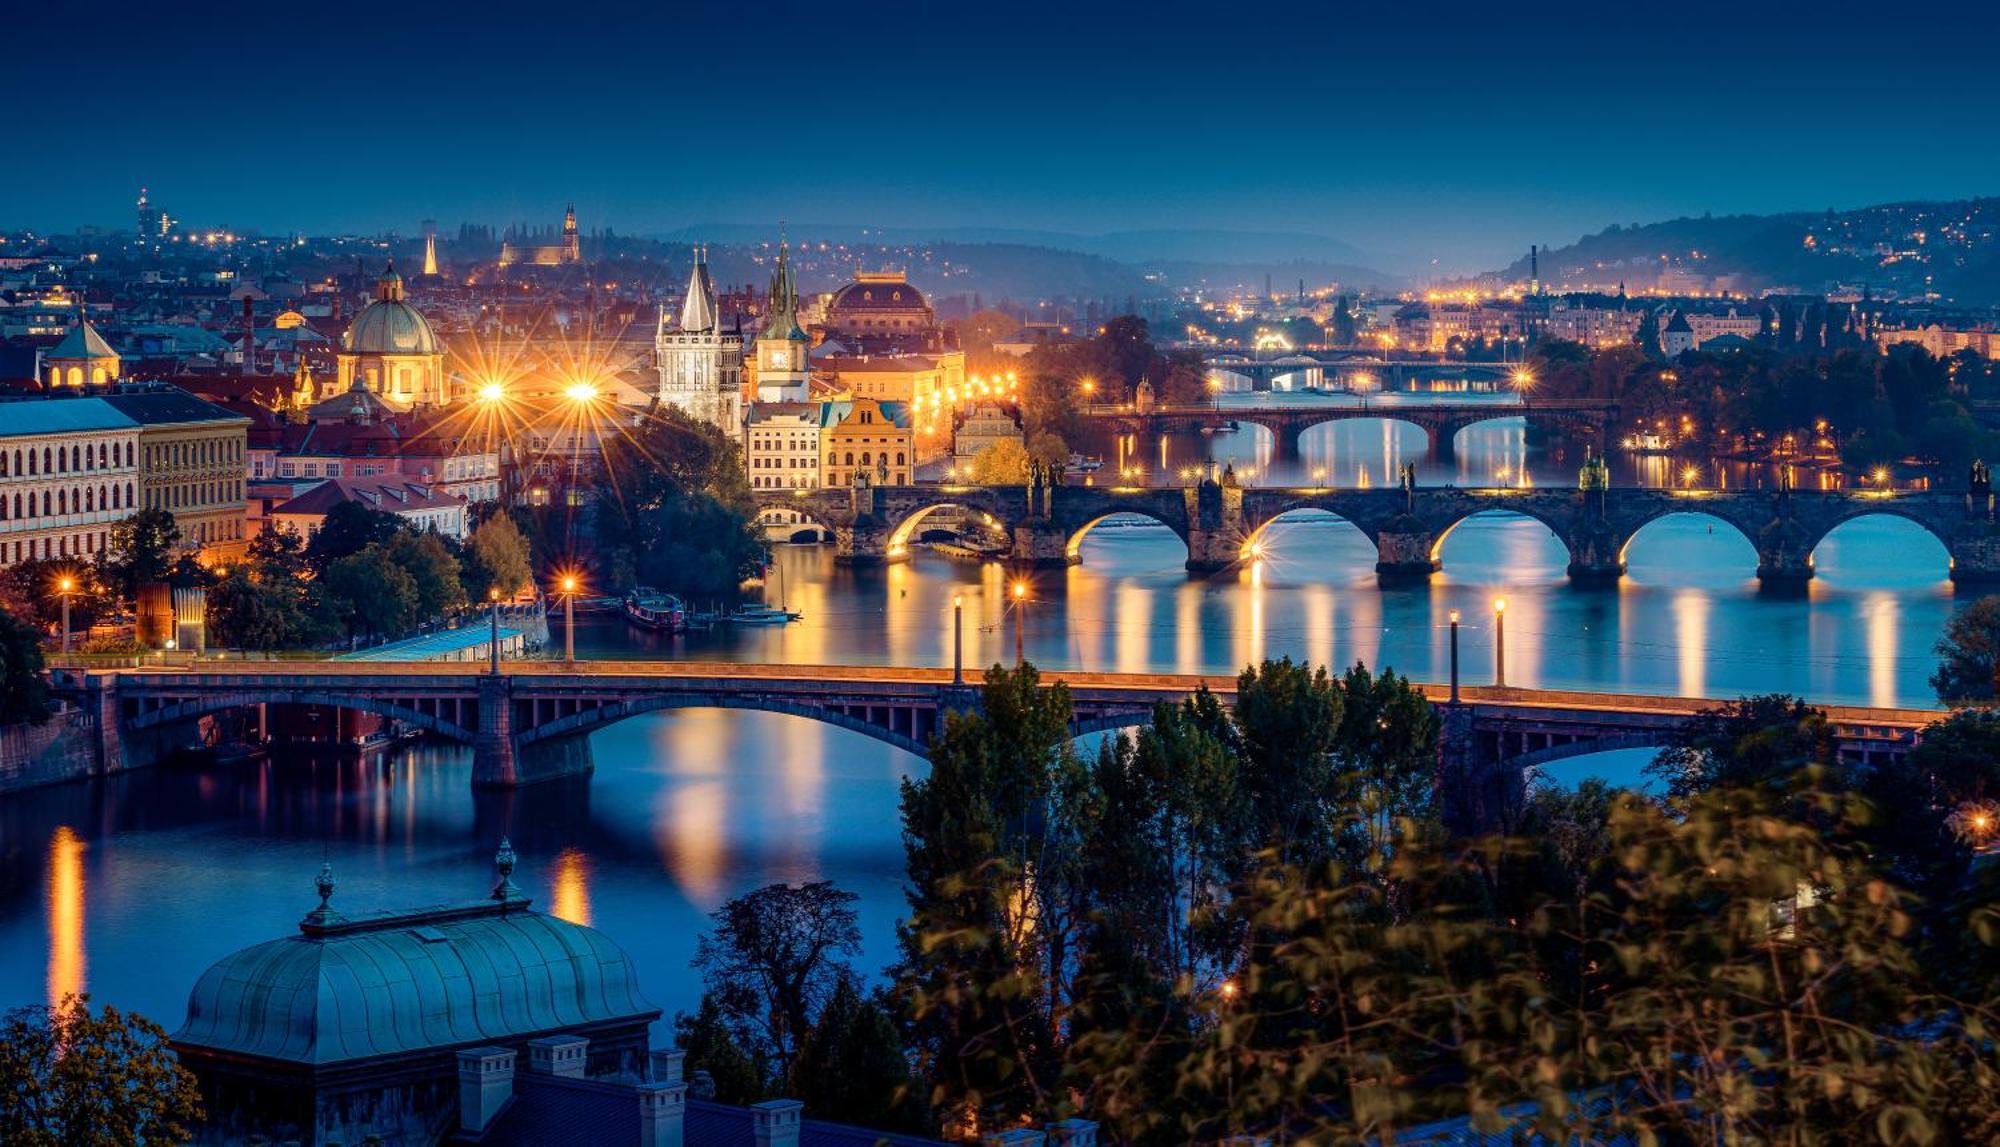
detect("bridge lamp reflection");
top-left (1681, 464), bottom-right (1702, 489)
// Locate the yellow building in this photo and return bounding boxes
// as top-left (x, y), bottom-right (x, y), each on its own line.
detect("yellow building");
top-left (41, 317), bottom-right (122, 388)
top-left (335, 263), bottom-right (448, 410)
top-left (102, 389), bottom-right (253, 563)
top-left (820, 398), bottom-right (912, 488)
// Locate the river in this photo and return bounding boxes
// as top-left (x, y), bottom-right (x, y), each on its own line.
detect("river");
top-left (0, 403), bottom-right (1971, 1038)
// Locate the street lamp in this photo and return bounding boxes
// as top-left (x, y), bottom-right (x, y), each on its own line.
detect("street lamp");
top-left (1492, 597), bottom-right (1507, 689)
top-left (558, 572), bottom-right (581, 667)
top-left (488, 587), bottom-right (502, 675)
top-left (478, 382), bottom-right (506, 404)
top-left (56, 575), bottom-right (75, 655)
top-left (952, 594), bottom-right (964, 685)
top-left (1010, 579), bottom-right (1029, 667)
top-left (1448, 608), bottom-right (1461, 703)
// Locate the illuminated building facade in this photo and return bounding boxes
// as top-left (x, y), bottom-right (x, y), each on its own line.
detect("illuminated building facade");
top-left (820, 398), bottom-right (911, 488)
top-left (334, 264), bottom-right (448, 410)
top-left (498, 205), bottom-right (582, 267)
top-left (655, 248), bottom-right (744, 431)
top-left (104, 388), bottom-right (253, 562)
top-left (0, 403), bottom-right (141, 567)
top-left (751, 240), bottom-right (810, 402)
top-left (40, 317), bottom-right (122, 388)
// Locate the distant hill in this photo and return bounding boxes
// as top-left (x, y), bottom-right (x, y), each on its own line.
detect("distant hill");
top-left (1499, 200), bottom-right (2000, 304)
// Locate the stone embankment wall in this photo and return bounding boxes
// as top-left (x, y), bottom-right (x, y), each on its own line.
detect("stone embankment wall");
top-left (0, 708), bottom-right (101, 796)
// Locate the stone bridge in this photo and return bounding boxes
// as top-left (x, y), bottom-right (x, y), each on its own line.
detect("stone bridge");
top-left (1076, 398), bottom-right (1613, 460)
top-left (1198, 352), bottom-right (1516, 393)
top-left (757, 479), bottom-right (2000, 585)
top-left (61, 662), bottom-right (1933, 833)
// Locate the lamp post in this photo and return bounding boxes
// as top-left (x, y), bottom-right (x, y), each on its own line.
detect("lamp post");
top-left (1010, 579), bottom-right (1028, 667)
top-left (56, 576), bottom-right (75, 655)
top-left (560, 574), bottom-right (579, 667)
top-left (952, 594), bottom-right (964, 685)
top-left (1448, 608), bottom-right (1461, 703)
top-left (1492, 597), bottom-right (1507, 689)
top-left (488, 588), bottom-right (502, 675)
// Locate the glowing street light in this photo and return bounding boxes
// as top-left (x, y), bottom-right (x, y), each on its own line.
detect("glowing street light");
top-left (1010, 579), bottom-right (1030, 667)
top-left (55, 574), bottom-right (76, 655)
top-left (1492, 597), bottom-right (1507, 689)
top-left (564, 381), bottom-right (600, 404)
top-left (556, 570), bottom-right (583, 666)
top-left (1448, 609), bottom-right (1462, 703)
top-left (952, 593), bottom-right (964, 685)
top-left (478, 381), bottom-right (507, 403)
top-left (487, 587), bottom-right (503, 675)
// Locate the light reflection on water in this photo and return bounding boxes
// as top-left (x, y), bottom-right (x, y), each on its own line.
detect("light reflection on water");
top-left (0, 417), bottom-right (1971, 1037)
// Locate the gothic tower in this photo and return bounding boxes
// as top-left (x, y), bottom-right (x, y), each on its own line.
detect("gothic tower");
top-left (655, 246), bottom-right (744, 430)
top-left (753, 236), bottom-right (810, 402)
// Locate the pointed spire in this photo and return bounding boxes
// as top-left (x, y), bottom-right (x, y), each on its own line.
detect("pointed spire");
top-left (679, 243), bottom-right (717, 332)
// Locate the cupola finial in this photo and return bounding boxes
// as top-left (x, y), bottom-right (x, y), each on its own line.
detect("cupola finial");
top-left (300, 860), bottom-right (346, 931)
top-left (492, 837), bottom-right (526, 906)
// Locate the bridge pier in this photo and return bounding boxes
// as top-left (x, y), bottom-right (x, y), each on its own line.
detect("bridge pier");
top-left (833, 522), bottom-right (902, 567)
top-left (1565, 521), bottom-right (1625, 585)
top-left (473, 675), bottom-right (518, 786)
top-left (1009, 521), bottom-right (1077, 569)
top-left (1437, 705), bottom-right (1525, 835)
top-left (1755, 518), bottom-right (1815, 590)
top-left (1428, 427), bottom-right (1456, 463)
top-left (1947, 517), bottom-right (2000, 584)
top-left (1374, 521), bottom-right (1439, 581)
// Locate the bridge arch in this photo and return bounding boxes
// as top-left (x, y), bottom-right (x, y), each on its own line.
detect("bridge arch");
top-left (1428, 505), bottom-right (1575, 569)
top-left (124, 690), bottom-right (478, 743)
top-left (885, 501), bottom-right (1011, 559)
top-left (1238, 505), bottom-right (1379, 563)
top-left (755, 503), bottom-right (833, 543)
top-left (1616, 509), bottom-right (1762, 569)
top-left (517, 695), bottom-right (935, 759)
top-left (1065, 510), bottom-right (1191, 563)
top-left (1805, 509), bottom-right (1954, 581)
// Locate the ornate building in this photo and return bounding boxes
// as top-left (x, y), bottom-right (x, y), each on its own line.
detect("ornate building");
top-left (751, 240), bottom-right (810, 402)
top-left (41, 315), bottom-right (121, 388)
top-left (823, 269), bottom-right (933, 338)
top-left (335, 263), bottom-right (448, 410)
top-left (655, 247), bottom-right (743, 430)
top-left (498, 205), bottom-right (582, 267)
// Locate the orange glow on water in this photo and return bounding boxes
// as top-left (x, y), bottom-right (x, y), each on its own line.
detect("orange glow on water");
top-left (47, 826), bottom-right (85, 1010)
top-left (550, 846), bottom-right (592, 926)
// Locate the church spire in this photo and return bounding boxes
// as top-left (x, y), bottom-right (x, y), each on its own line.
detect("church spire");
top-left (678, 244), bottom-right (717, 332)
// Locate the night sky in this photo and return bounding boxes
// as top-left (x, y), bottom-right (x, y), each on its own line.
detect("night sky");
top-left (6, 0), bottom-right (1995, 271)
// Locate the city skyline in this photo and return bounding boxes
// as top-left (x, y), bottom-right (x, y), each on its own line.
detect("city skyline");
top-left (6, 0), bottom-right (1997, 271)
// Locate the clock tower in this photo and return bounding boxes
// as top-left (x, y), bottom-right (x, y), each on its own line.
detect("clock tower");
top-left (753, 237), bottom-right (810, 402)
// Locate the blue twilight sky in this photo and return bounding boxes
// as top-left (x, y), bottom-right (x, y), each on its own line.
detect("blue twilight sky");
top-left (4, 0), bottom-right (1995, 271)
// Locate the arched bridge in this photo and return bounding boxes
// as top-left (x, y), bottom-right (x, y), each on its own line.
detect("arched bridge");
top-left (1197, 351), bottom-right (1519, 392)
top-left (1076, 399), bottom-right (1612, 460)
top-left (756, 480), bottom-right (2000, 585)
top-left (68, 662), bottom-right (1933, 832)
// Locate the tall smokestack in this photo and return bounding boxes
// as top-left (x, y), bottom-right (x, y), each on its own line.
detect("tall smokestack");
top-left (1530, 245), bottom-right (1541, 295)
top-left (241, 295), bottom-right (255, 376)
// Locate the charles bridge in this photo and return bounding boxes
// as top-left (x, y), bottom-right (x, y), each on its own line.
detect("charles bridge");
top-left (1074, 398), bottom-right (1613, 460)
top-left (56, 661), bottom-right (1933, 831)
top-left (756, 472), bottom-right (2000, 585)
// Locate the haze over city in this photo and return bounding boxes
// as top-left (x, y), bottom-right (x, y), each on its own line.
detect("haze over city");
top-left (8, 0), bottom-right (1998, 270)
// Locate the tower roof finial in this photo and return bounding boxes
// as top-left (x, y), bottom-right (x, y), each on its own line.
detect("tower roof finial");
top-left (492, 837), bottom-right (526, 906)
top-left (300, 860), bottom-right (346, 930)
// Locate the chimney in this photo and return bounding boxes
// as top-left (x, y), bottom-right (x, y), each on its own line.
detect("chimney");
top-left (751, 1099), bottom-right (804, 1147)
top-left (526, 1034), bottom-right (589, 1078)
top-left (242, 295), bottom-right (255, 376)
top-left (983, 1131), bottom-right (1046, 1147)
top-left (649, 1049), bottom-right (686, 1084)
top-left (1046, 1120), bottom-right (1098, 1147)
top-left (457, 1047), bottom-right (516, 1135)
top-left (637, 1078), bottom-right (689, 1147)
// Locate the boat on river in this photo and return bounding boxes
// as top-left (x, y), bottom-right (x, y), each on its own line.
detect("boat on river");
top-left (722, 603), bottom-right (802, 626)
top-left (623, 589), bottom-right (687, 633)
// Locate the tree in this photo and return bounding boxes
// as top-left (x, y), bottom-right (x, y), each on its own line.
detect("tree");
top-left (304, 500), bottom-right (402, 574)
top-left (464, 513), bottom-right (533, 601)
top-left (674, 992), bottom-right (765, 1105)
top-left (0, 996), bottom-right (203, 1147)
top-left (383, 531), bottom-right (466, 620)
top-left (1645, 693), bottom-right (1831, 799)
top-left (0, 605), bottom-right (50, 725)
top-left (593, 406), bottom-right (764, 601)
top-left (793, 976), bottom-right (921, 1131)
top-left (205, 568), bottom-right (310, 651)
top-left (1330, 664), bottom-right (1440, 870)
top-left (316, 545), bottom-right (417, 642)
top-left (1228, 657), bottom-right (1345, 866)
top-left (1330, 295), bottom-right (1357, 346)
top-left (0, 560), bottom-right (111, 635)
top-left (98, 507), bottom-right (180, 601)
top-left (693, 881), bottom-right (863, 1085)
top-left (1933, 595), bottom-right (2000, 706)
top-left (969, 439), bottom-right (1031, 485)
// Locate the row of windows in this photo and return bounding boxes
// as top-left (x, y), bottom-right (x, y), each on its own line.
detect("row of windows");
top-left (0, 482), bottom-right (133, 522)
top-left (4, 529), bottom-right (109, 565)
top-left (147, 480), bottom-right (243, 512)
top-left (750, 456), bottom-right (817, 468)
top-left (187, 517), bottom-right (244, 544)
top-left (833, 452), bottom-right (907, 467)
top-left (149, 438), bottom-right (242, 469)
top-left (750, 476), bottom-right (820, 489)
top-left (0, 438), bottom-right (133, 478)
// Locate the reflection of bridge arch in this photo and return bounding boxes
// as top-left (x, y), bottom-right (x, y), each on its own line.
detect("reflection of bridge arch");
top-left (1065, 511), bottom-right (1190, 562)
top-left (1239, 506), bottom-right (1378, 561)
top-left (125, 690), bottom-right (478, 743)
top-left (1428, 506), bottom-right (1574, 565)
top-left (1616, 509), bottom-right (1762, 567)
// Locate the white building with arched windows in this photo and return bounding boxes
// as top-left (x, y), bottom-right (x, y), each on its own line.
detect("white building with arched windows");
top-left (0, 401), bottom-right (142, 567)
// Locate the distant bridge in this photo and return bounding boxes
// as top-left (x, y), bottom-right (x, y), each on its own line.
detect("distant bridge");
top-left (755, 480), bottom-right (2000, 583)
top-left (66, 661), bottom-right (1935, 830)
top-left (1075, 398), bottom-right (1613, 459)
top-left (1197, 350), bottom-right (1520, 391)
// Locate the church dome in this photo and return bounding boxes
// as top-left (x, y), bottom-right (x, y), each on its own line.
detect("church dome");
top-left (172, 861), bottom-right (657, 1066)
top-left (343, 261), bottom-right (440, 356)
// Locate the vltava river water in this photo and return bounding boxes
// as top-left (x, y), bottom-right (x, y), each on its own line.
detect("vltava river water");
top-left (0, 404), bottom-right (1969, 1037)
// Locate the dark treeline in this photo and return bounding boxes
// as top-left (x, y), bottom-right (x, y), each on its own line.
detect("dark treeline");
top-left (679, 659), bottom-right (2000, 1143)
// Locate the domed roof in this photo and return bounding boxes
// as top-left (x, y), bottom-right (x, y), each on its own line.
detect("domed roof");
top-left (343, 260), bottom-right (440, 356)
top-left (343, 299), bottom-right (440, 356)
top-left (172, 858), bottom-right (656, 1066)
top-left (828, 272), bottom-right (929, 315)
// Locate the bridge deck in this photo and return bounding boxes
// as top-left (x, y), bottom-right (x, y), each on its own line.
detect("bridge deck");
top-left (99, 660), bottom-right (1938, 731)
